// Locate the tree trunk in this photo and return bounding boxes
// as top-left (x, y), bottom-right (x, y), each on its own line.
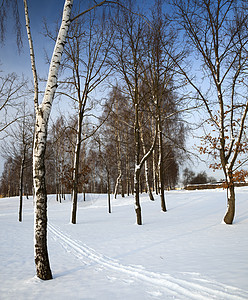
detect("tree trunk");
top-left (145, 160), bottom-right (154, 200)
top-left (126, 167), bottom-right (130, 196)
top-left (125, 139), bottom-right (131, 196)
top-left (33, 114), bottom-right (52, 280)
top-left (134, 103), bottom-right (142, 225)
top-left (107, 171), bottom-right (111, 213)
top-left (223, 185), bottom-right (235, 224)
top-left (134, 166), bottom-right (142, 225)
top-left (133, 105), bottom-right (159, 224)
top-left (26, 184), bottom-right (29, 199)
top-left (152, 117), bottom-right (158, 195)
top-left (108, 192), bottom-right (111, 213)
top-left (152, 150), bottom-right (158, 194)
top-left (223, 172), bottom-right (235, 224)
top-left (71, 186), bottom-right (78, 224)
top-left (19, 146), bottom-right (26, 222)
top-left (114, 173), bottom-right (122, 199)
top-left (55, 158), bottom-right (59, 202)
top-left (18, 165), bottom-right (23, 222)
top-left (158, 118), bottom-right (167, 212)
top-left (114, 120), bottom-right (124, 198)
top-left (71, 105), bottom-right (83, 224)
top-left (140, 125), bottom-right (154, 201)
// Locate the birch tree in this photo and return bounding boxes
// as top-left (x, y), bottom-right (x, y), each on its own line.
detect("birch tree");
top-left (110, 3), bottom-right (158, 224)
top-left (48, 116), bottom-right (74, 201)
top-left (98, 86), bottom-right (135, 197)
top-left (45, 9), bottom-right (112, 224)
top-left (108, 89), bottom-right (126, 199)
top-left (140, 121), bottom-right (154, 200)
top-left (140, 0), bottom-right (185, 211)
top-left (23, 0), bottom-right (74, 280)
top-left (23, 0), bottom-right (110, 280)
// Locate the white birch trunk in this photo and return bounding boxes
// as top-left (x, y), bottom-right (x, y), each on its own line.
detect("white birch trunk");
top-left (140, 125), bottom-right (154, 201)
top-left (125, 133), bottom-right (131, 196)
top-left (114, 173), bottom-right (122, 198)
top-left (24, 0), bottom-right (73, 280)
top-left (114, 108), bottom-right (124, 198)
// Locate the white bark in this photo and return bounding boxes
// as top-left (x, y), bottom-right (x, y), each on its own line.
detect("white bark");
top-left (24, 0), bottom-right (74, 280)
top-left (114, 122), bottom-right (123, 198)
top-left (41, 0), bottom-right (73, 121)
top-left (140, 125), bottom-right (154, 201)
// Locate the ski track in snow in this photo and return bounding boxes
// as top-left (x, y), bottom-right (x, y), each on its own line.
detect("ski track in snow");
top-left (48, 223), bottom-right (248, 300)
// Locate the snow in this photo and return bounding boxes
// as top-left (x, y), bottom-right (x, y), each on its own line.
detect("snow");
top-left (0, 188), bottom-right (248, 299)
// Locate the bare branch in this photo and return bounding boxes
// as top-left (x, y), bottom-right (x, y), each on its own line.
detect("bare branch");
top-left (23, 0), bottom-right (39, 113)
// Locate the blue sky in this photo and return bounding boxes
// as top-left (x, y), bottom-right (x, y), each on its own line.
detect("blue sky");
top-left (0, 0), bottom-right (223, 179)
top-left (0, 0), bottom-right (64, 77)
top-left (0, 0), bottom-right (68, 175)
top-left (0, 0), bottom-right (152, 71)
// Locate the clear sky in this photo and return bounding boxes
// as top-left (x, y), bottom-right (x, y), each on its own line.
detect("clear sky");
top-left (0, 0), bottom-right (153, 71)
top-left (0, 0), bottom-right (64, 77)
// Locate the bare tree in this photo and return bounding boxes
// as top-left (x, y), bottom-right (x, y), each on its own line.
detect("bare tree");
top-left (110, 2), bottom-right (159, 224)
top-left (97, 86), bottom-right (135, 198)
top-left (0, 72), bottom-right (27, 132)
top-left (173, 0), bottom-right (248, 224)
top-left (106, 89), bottom-right (126, 199)
top-left (17, 101), bottom-right (33, 222)
top-left (1, 99), bottom-right (33, 221)
top-left (48, 115), bottom-right (73, 200)
top-left (45, 8), bottom-right (113, 224)
top-left (139, 0), bottom-right (186, 210)
top-left (140, 120), bottom-right (154, 200)
top-left (94, 136), bottom-right (113, 213)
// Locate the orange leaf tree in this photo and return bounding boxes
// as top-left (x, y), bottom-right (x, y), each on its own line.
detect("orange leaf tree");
top-left (173, 0), bottom-right (248, 224)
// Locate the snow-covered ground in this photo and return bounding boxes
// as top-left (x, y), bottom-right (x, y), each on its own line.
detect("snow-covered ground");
top-left (0, 188), bottom-right (248, 299)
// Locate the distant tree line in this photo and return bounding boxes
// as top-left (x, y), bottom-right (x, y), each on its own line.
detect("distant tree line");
top-left (182, 168), bottom-right (216, 186)
top-left (0, 83), bottom-right (185, 199)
